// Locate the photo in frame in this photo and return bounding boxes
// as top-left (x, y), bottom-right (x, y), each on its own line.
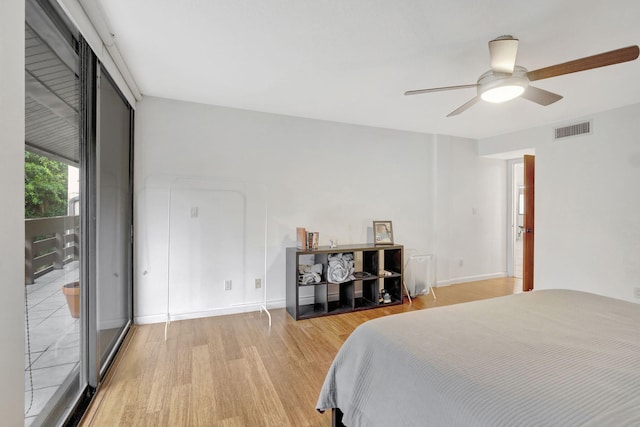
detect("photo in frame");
top-left (373, 220), bottom-right (393, 245)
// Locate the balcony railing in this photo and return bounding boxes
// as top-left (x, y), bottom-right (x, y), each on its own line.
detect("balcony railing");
top-left (25, 215), bottom-right (80, 285)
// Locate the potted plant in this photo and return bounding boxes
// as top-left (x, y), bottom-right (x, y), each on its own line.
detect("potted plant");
top-left (62, 281), bottom-right (80, 318)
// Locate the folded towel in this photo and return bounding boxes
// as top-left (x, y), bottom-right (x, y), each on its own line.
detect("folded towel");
top-left (298, 263), bottom-right (324, 284)
top-left (327, 253), bottom-right (355, 283)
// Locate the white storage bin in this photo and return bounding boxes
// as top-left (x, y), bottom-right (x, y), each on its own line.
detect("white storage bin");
top-left (405, 254), bottom-right (435, 298)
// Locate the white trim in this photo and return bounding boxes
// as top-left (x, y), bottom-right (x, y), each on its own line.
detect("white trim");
top-left (0, 1), bottom-right (26, 422)
top-left (134, 299), bottom-right (286, 325)
top-left (506, 158), bottom-right (523, 277)
top-left (436, 272), bottom-right (507, 287)
top-left (260, 194), bottom-right (271, 327)
top-left (432, 136), bottom-right (439, 290)
top-left (56, 0), bottom-right (141, 106)
top-left (78, 0), bottom-right (142, 100)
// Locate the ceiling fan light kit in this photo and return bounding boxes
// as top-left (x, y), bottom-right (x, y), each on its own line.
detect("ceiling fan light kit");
top-left (478, 66), bottom-right (529, 103)
top-left (480, 84), bottom-right (525, 103)
top-left (405, 36), bottom-right (639, 116)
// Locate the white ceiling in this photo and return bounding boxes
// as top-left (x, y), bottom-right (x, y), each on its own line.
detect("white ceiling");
top-left (94, 0), bottom-right (640, 139)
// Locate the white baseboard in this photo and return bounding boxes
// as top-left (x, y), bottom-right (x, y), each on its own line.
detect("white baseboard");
top-left (134, 298), bottom-right (286, 325)
top-left (436, 272), bottom-right (507, 287)
top-left (134, 273), bottom-right (509, 324)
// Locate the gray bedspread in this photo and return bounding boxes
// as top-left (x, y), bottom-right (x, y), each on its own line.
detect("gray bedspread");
top-left (316, 290), bottom-right (640, 426)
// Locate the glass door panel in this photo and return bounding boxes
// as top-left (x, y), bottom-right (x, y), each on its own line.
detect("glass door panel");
top-left (96, 65), bottom-right (133, 372)
top-left (24, 2), bottom-right (83, 423)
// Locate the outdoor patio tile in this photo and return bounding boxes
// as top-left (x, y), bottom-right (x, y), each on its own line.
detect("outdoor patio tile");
top-left (28, 320), bottom-right (75, 337)
top-left (44, 316), bottom-right (78, 327)
top-left (30, 287), bottom-right (66, 298)
top-left (25, 293), bottom-right (51, 305)
top-left (54, 332), bottom-right (80, 350)
top-left (24, 261), bottom-right (80, 422)
top-left (25, 362), bottom-right (77, 391)
top-left (27, 315), bottom-right (58, 329)
top-left (28, 299), bottom-right (67, 312)
top-left (49, 306), bottom-right (76, 319)
top-left (26, 282), bottom-right (48, 292)
top-left (32, 346), bottom-right (79, 370)
top-left (24, 351), bottom-right (44, 370)
top-left (24, 384), bottom-right (59, 421)
top-left (26, 313), bottom-right (79, 352)
top-left (25, 310), bottom-right (53, 322)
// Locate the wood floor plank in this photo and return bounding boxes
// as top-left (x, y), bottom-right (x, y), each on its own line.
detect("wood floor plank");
top-left (189, 347), bottom-right (213, 425)
top-left (81, 277), bottom-right (520, 426)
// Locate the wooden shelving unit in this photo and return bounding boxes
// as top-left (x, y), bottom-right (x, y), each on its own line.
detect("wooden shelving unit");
top-left (286, 243), bottom-right (403, 320)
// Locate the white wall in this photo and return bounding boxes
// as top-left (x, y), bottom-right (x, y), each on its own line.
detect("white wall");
top-left (435, 135), bottom-right (508, 285)
top-left (479, 103), bottom-right (640, 302)
top-left (134, 96), bottom-right (507, 323)
top-left (0, 0), bottom-right (26, 423)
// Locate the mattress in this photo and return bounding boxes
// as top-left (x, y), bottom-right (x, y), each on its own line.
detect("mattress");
top-left (316, 290), bottom-right (640, 426)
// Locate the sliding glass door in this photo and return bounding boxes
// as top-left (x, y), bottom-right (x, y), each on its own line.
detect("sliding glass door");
top-left (94, 65), bottom-right (133, 375)
top-left (24, 1), bottom-right (84, 424)
top-left (23, 1), bottom-right (133, 424)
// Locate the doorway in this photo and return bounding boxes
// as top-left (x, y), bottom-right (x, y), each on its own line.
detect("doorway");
top-left (522, 155), bottom-right (535, 292)
top-left (507, 156), bottom-right (535, 292)
top-left (508, 159), bottom-right (524, 280)
top-left (512, 162), bottom-right (525, 279)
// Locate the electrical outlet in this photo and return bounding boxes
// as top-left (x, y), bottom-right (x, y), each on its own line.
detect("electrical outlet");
top-left (255, 278), bottom-right (262, 289)
top-left (634, 287), bottom-right (640, 299)
top-left (224, 279), bottom-right (232, 291)
top-left (458, 258), bottom-right (464, 267)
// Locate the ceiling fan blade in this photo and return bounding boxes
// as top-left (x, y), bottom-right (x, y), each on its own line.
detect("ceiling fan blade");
top-left (489, 36), bottom-right (519, 73)
top-left (528, 45), bottom-right (639, 82)
top-left (404, 84), bottom-right (477, 96)
top-left (520, 86), bottom-right (563, 106)
top-left (447, 96), bottom-right (480, 117)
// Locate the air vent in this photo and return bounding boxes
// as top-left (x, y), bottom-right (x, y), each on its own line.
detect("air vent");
top-left (554, 121), bottom-right (592, 140)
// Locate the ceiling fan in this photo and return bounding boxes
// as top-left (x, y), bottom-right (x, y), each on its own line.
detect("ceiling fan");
top-left (405, 36), bottom-right (639, 117)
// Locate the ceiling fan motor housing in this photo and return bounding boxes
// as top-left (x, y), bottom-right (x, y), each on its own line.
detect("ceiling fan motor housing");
top-left (478, 66), bottom-right (530, 103)
top-left (404, 39), bottom-right (638, 115)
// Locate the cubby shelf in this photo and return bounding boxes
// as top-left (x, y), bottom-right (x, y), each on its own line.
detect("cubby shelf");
top-left (286, 243), bottom-right (404, 320)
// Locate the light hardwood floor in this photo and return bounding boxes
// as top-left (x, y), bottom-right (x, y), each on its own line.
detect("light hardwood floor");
top-left (80, 277), bottom-right (521, 426)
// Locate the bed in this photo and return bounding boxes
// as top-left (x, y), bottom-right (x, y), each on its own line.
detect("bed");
top-left (316, 290), bottom-right (640, 426)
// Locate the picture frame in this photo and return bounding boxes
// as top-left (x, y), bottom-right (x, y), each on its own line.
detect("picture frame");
top-left (373, 220), bottom-right (394, 245)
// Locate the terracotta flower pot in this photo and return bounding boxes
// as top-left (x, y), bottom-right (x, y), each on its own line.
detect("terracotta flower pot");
top-left (62, 281), bottom-right (80, 318)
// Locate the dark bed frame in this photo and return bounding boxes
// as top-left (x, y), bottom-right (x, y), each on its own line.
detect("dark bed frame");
top-left (332, 408), bottom-right (345, 427)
